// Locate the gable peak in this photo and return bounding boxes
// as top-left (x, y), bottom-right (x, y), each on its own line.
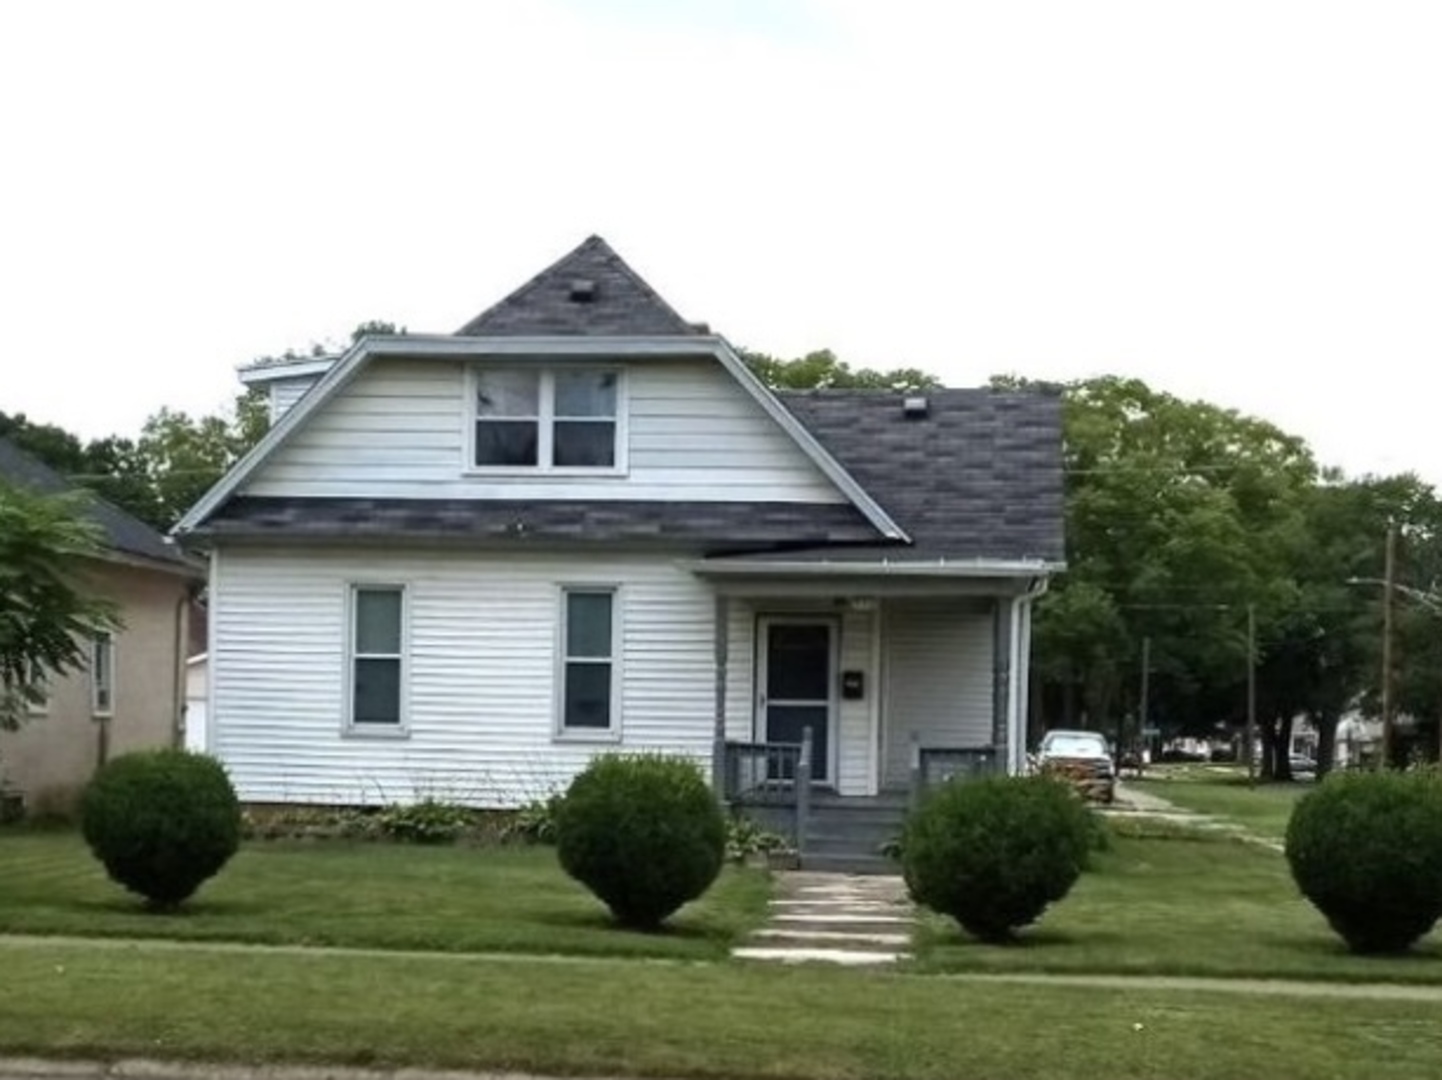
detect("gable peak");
top-left (456, 235), bottom-right (703, 338)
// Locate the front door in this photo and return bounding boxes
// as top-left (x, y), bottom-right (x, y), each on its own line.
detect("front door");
top-left (758, 618), bottom-right (835, 783)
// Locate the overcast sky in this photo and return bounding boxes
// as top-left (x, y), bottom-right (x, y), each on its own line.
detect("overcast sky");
top-left (2, 1), bottom-right (1438, 484)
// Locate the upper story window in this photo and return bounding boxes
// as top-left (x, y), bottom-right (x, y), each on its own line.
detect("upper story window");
top-left (472, 368), bottom-right (622, 471)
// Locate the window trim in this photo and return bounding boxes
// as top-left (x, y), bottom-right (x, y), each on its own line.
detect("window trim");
top-left (91, 632), bottom-right (114, 718)
top-left (554, 585), bottom-right (623, 743)
top-left (343, 583), bottom-right (410, 738)
top-left (465, 365), bottom-right (628, 477)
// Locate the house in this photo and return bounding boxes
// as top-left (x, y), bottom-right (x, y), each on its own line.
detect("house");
top-left (175, 236), bottom-right (1064, 855)
top-left (0, 437), bottom-right (202, 813)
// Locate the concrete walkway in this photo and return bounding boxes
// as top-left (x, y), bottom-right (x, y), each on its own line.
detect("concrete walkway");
top-left (732, 871), bottom-right (914, 965)
top-left (1105, 781), bottom-right (1284, 852)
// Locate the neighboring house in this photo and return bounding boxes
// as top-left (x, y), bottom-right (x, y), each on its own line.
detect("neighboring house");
top-left (175, 236), bottom-right (1065, 817)
top-left (0, 437), bottom-right (202, 811)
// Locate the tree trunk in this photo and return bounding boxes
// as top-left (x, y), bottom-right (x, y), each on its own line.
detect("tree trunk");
top-left (1315, 711), bottom-right (1338, 777)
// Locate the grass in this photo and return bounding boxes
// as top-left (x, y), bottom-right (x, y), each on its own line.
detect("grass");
top-left (0, 832), bottom-right (768, 959)
top-left (2, 938), bottom-right (1442, 1080)
top-left (912, 833), bottom-right (1442, 983)
top-left (1132, 768), bottom-right (1307, 839)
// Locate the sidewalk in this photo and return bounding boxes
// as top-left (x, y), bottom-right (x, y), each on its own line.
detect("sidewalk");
top-left (1106, 781), bottom-right (1283, 852)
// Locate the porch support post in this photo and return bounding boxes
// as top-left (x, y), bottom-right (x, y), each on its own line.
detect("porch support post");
top-left (992, 597), bottom-right (1011, 769)
top-left (1015, 596), bottom-right (1035, 769)
top-left (1006, 596), bottom-right (1025, 775)
top-left (712, 594), bottom-right (729, 799)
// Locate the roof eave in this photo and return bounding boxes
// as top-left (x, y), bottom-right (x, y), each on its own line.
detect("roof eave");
top-left (688, 558), bottom-right (1067, 578)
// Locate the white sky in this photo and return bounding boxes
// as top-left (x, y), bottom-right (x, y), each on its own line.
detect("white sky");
top-left (2, 1), bottom-right (1439, 483)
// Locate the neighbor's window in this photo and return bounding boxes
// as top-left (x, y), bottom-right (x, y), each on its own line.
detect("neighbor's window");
top-left (350, 586), bottom-right (405, 728)
top-left (91, 633), bottom-right (114, 716)
top-left (474, 368), bottom-right (619, 470)
top-left (560, 589), bottom-right (616, 733)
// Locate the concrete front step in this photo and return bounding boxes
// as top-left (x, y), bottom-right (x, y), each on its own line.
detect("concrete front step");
top-left (799, 853), bottom-right (899, 875)
top-left (732, 945), bottom-right (910, 965)
top-left (753, 927), bottom-right (911, 947)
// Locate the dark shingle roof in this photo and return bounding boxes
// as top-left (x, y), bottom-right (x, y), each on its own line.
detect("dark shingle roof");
top-left (0, 436), bottom-right (196, 571)
top-left (201, 497), bottom-right (883, 552)
top-left (456, 236), bottom-right (702, 338)
top-left (770, 389), bottom-right (1066, 564)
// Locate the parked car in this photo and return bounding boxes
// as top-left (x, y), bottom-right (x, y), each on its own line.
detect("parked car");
top-left (1035, 729), bottom-right (1116, 803)
top-left (1289, 754), bottom-right (1317, 778)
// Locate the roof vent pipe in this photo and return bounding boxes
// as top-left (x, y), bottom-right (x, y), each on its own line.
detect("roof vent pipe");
top-left (902, 395), bottom-right (929, 418)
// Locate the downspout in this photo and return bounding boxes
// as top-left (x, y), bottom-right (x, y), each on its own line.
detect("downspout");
top-left (172, 579), bottom-right (203, 748)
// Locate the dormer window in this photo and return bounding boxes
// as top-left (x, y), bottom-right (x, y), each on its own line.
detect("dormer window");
top-left (472, 367), bottom-right (622, 471)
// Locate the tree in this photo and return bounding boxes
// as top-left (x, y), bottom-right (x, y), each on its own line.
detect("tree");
top-left (0, 482), bottom-right (120, 731)
top-left (1007, 375), bottom-right (1320, 769)
top-left (741, 348), bottom-right (940, 391)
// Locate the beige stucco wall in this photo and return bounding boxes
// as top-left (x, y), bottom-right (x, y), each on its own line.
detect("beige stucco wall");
top-left (0, 559), bottom-right (193, 812)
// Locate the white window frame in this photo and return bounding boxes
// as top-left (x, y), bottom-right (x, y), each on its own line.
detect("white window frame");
top-left (466, 365), bottom-right (628, 477)
top-left (344, 583), bottom-right (410, 737)
top-left (91, 633), bottom-right (114, 718)
top-left (554, 585), bottom-right (623, 742)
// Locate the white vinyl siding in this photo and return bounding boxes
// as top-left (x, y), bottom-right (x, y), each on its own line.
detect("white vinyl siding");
top-left (270, 376), bottom-right (321, 422)
top-left (242, 359), bottom-right (842, 503)
top-left (210, 548), bottom-right (716, 807)
top-left (880, 600), bottom-right (994, 789)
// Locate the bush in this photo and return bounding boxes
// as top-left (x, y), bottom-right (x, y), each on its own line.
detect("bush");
top-left (377, 798), bottom-right (472, 844)
top-left (725, 815), bottom-right (790, 863)
top-left (504, 793), bottom-right (566, 845)
top-left (80, 749), bottom-right (241, 909)
top-left (1285, 769), bottom-right (1442, 954)
top-left (902, 774), bottom-right (1093, 943)
top-left (555, 755), bottom-right (726, 929)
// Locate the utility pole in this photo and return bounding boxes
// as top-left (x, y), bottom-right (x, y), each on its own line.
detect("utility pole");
top-left (1381, 521), bottom-right (1398, 769)
top-left (1246, 603), bottom-right (1257, 787)
top-left (1139, 636), bottom-right (1151, 779)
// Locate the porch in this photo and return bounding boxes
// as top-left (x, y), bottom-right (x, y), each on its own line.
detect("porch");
top-left (694, 565), bottom-right (1047, 870)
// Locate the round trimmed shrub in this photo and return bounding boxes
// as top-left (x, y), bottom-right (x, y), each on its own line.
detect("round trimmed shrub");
top-left (902, 774), bottom-right (1093, 943)
top-left (1285, 769), bottom-right (1442, 954)
top-left (80, 749), bottom-right (242, 910)
top-left (555, 754), bottom-right (726, 929)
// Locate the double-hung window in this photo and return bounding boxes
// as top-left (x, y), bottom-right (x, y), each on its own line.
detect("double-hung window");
top-left (473, 368), bottom-right (620, 470)
top-left (559, 588), bottom-right (618, 735)
top-left (349, 585), bottom-right (406, 730)
top-left (91, 633), bottom-right (114, 716)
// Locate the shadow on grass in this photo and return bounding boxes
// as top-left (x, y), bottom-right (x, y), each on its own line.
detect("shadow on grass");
top-left (532, 906), bottom-right (716, 940)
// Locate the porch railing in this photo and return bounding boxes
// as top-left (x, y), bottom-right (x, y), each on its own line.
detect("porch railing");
top-left (721, 727), bottom-right (813, 856)
top-left (910, 739), bottom-right (1001, 805)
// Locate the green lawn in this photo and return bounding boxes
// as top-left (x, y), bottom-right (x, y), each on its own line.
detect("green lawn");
top-left (913, 833), bottom-right (1442, 983)
top-left (2, 936), bottom-right (1441, 1080)
top-left (1132, 770), bottom-right (1307, 839)
top-left (0, 832), bottom-right (768, 959)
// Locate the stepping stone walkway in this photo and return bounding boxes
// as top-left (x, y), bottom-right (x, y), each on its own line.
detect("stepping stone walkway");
top-left (732, 871), bottom-right (914, 965)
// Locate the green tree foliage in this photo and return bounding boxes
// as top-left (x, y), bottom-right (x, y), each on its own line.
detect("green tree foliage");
top-left (0, 392), bottom-right (267, 532)
top-left (741, 348), bottom-right (940, 391)
top-left (0, 483), bottom-right (120, 730)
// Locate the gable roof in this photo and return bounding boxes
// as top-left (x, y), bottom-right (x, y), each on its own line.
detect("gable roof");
top-left (753, 389), bottom-right (1066, 566)
top-left (457, 235), bottom-right (703, 338)
top-left (0, 436), bottom-right (198, 573)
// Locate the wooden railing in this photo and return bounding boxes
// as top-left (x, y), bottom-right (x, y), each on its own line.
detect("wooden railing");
top-left (721, 727), bottom-right (813, 857)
